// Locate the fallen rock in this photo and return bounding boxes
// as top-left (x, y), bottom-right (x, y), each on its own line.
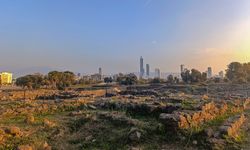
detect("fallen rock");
top-left (25, 114), bottom-right (35, 124)
top-left (43, 119), bottom-right (56, 128)
top-left (128, 127), bottom-right (142, 143)
top-left (159, 112), bottom-right (180, 130)
top-left (0, 133), bottom-right (4, 142)
top-left (85, 135), bottom-right (93, 141)
top-left (98, 112), bottom-right (140, 126)
top-left (204, 128), bottom-right (214, 138)
top-left (192, 140), bottom-right (198, 145)
top-left (42, 142), bottom-right (52, 150)
top-left (69, 110), bottom-right (84, 116)
top-left (0, 129), bottom-right (5, 143)
top-left (87, 104), bottom-right (97, 110)
top-left (208, 138), bottom-right (225, 150)
top-left (5, 126), bottom-right (22, 137)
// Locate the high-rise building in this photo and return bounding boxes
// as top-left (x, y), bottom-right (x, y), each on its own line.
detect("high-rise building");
top-left (155, 68), bottom-right (160, 78)
top-left (180, 64), bottom-right (185, 73)
top-left (219, 71), bottom-right (224, 79)
top-left (207, 67), bottom-right (212, 78)
top-left (0, 72), bottom-right (13, 85)
top-left (98, 67), bottom-right (102, 80)
top-left (146, 64), bottom-right (150, 77)
top-left (140, 56), bottom-right (144, 78)
top-left (99, 67), bottom-right (102, 75)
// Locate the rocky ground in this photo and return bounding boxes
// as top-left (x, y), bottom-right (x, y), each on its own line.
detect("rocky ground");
top-left (0, 84), bottom-right (250, 150)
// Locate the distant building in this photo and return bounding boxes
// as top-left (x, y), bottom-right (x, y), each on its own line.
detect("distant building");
top-left (82, 75), bottom-right (91, 81)
top-left (0, 72), bottom-right (13, 85)
top-left (155, 68), bottom-right (160, 78)
top-left (99, 67), bottom-right (102, 75)
top-left (99, 67), bottom-right (102, 80)
top-left (140, 56), bottom-right (144, 78)
top-left (219, 71), bottom-right (224, 79)
top-left (91, 73), bottom-right (102, 81)
top-left (180, 64), bottom-right (185, 73)
top-left (207, 67), bottom-right (212, 78)
top-left (146, 64), bottom-right (150, 77)
top-left (75, 73), bottom-right (81, 81)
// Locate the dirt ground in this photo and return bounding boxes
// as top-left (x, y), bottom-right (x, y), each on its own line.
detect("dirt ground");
top-left (0, 84), bottom-right (250, 150)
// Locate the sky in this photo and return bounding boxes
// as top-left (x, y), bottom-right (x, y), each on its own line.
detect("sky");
top-left (0, 0), bottom-right (249, 76)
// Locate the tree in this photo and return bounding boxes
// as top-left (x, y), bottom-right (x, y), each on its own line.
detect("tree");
top-left (181, 69), bottom-right (206, 83)
top-left (174, 76), bottom-right (179, 84)
top-left (62, 71), bottom-right (75, 87)
top-left (201, 72), bottom-right (207, 82)
top-left (117, 73), bottom-right (137, 85)
top-left (41, 76), bottom-right (51, 88)
top-left (16, 74), bottom-right (44, 89)
top-left (226, 62), bottom-right (247, 83)
top-left (181, 69), bottom-right (191, 83)
top-left (167, 75), bottom-right (174, 84)
top-left (104, 77), bottom-right (113, 83)
top-left (150, 78), bottom-right (161, 84)
top-left (48, 71), bottom-right (75, 90)
top-left (48, 71), bottom-right (61, 88)
top-left (190, 69), bottom-right (202, 83)
top-left (243, 62), bottom-right (250, 82)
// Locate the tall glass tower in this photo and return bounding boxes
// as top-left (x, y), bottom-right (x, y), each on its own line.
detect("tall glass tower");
top-left (140, 56), bottom-right (144, 78)
top-left (146, 64), bottom-right (150, 77)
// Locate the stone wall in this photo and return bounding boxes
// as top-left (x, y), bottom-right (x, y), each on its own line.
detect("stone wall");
top-left (0, 89), bottom-right (56, 101)
top-left (218, 114), bottom-right (246, 138)
top-left (160, 101), bottom-right (229, 130)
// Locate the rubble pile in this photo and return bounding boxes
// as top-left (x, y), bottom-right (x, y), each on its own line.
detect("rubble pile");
top-left (97, 112), bottom-right (141, 126)
top-left (95, 99), bottom-right (181, 116)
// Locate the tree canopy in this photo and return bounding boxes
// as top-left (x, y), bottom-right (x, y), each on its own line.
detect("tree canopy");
top-left (16, 71), bottom-right (76, 90)
top-left (116, 73), bottom-right (138, 85)
top-left (181, 69), bottom-right (207, 83)
top-left (16, 74), bottom-right (44, 89)
top-left (226, 62), bottom-right (250, 83)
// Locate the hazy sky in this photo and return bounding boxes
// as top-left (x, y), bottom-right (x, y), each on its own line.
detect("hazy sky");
top-left (0, 0), bottom-right (249, 76)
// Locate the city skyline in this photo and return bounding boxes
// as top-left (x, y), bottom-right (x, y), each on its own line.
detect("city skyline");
top-left (0, 55), bottom-right (236, 78)
top-left (0, 0), bottom-right (249, 75)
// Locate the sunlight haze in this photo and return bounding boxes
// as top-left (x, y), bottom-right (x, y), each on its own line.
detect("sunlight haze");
top-left (0, 0), bottom-right (249, 75)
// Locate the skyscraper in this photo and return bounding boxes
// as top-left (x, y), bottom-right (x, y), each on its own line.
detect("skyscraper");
top-left (180, 64), bottom-right (184, 73)
top-left (140, 56), bottom-right (144, 78)
top-left (155, 68), bottom-right (160, 78)
top-left (99, 67), bottom-right (102, 75)
top-left (146, 64), bottom-right (150, 77)
top-left (98, 67), bottom-right (102, 80)
top-left (207, 67), bottom-right (212, 78)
